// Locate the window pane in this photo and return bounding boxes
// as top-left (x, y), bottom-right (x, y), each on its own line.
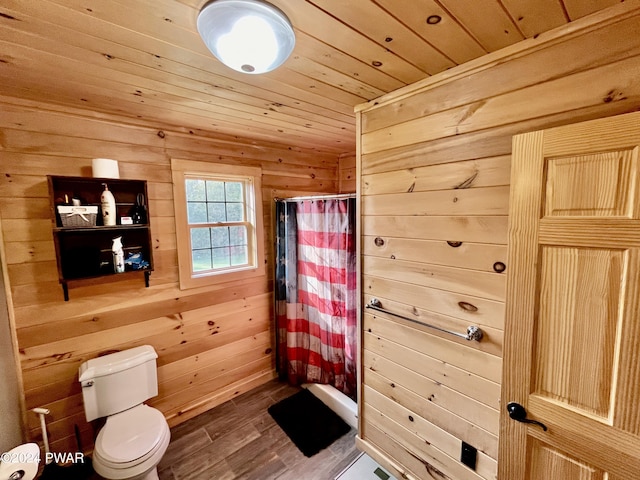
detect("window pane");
top-left (226, 202), bottom-right (243, 221)
top-left (187, 202), bottom-right (207, 224)
top-left (211, 227), bottom-right (229, 247)
top-left (186, 179), bottom-right (206, 201)
top-left (206, 181), bottom-right (225, 201)
top-left (225, 182), bottom-right (243, 202)
top-left (192, 249), bottom-right (212, 272)
top-left (208, 203), bottom-right (226, 223)
top-left (191, 228), bottom-right (211, 249)
top-left (229, 226), bottom-right (246, 246)
top-left (212, 247), bottom-right (230, 268)
top-left (178, 169), bottom-right (260, 286)
top-left (230, 245), bottom-right (248, 266)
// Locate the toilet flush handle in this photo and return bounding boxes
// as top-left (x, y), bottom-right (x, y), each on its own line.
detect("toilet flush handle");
top-left (82, 381), bottom-right (94, 388)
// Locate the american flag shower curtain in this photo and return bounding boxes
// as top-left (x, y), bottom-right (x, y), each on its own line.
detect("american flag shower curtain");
top-left (275, 196), bottom-right (357, 399)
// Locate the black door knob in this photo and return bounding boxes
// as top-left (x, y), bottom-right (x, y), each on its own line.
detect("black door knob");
top-left (507, 402), bottom-right (548, 431)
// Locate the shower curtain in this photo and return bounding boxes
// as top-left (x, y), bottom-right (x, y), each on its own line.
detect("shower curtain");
top-left (275, 197), bottom-right (357, 399)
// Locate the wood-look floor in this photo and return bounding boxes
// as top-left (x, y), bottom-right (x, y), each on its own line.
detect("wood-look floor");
top-left (153, 379), bottom-right (360, 480)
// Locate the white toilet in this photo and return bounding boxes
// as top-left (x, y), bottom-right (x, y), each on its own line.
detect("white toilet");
top-left (79, 345), bottom-right (170, 480)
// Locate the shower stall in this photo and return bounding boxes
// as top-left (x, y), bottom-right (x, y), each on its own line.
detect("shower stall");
top-left (273, 194), bottom-right (357, 427)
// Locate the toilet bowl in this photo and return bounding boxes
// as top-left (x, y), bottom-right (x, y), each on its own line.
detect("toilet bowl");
top-left (93, 405), bottom-right (170, 480)
top-left (79, 346), bottom-right (170, 480)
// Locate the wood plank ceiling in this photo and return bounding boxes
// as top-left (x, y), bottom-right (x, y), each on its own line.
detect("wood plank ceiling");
top-left (0, 0), bottom-right (623, 154)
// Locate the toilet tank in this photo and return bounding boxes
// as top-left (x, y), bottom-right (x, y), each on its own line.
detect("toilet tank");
top-left (79, 345), bottom-right (159, 422)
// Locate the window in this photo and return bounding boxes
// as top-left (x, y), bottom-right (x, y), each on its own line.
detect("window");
top-left (186, 178), bottom-right (250, 272)
top-left (172, 159), bottom-right (264, 289)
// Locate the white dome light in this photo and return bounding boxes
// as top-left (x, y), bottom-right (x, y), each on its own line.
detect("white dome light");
top-left (197, 0), bottom-right (296, 74)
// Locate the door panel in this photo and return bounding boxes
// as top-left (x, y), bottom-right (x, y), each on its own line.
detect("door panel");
top-left (529, 439), bottom-right (605, 480)
top-left (544, 150), bottom-right (637, 217)
top-left (499, 111), bottom-right (640, 480)
top-left (535, 246), bottom-right (624, 419)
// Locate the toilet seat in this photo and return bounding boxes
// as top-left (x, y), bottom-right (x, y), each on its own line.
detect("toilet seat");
top-left (93, 404), bottom-right (170, 479)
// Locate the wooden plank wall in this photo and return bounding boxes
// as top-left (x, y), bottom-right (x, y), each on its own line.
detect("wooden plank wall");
top-left (356, 4), bottom-right (640, 480)
top-left (338, 152), bottom-right (356, 193)
top-left (0, 96), bottom-right (340, 453)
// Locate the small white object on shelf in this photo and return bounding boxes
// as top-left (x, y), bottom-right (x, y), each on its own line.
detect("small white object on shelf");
top-left (101, 183), bottom-right (117, 226)
top-left (92, 158), bottom-right (120, 178)
top-left (112, 236), bottom-right (125, 273)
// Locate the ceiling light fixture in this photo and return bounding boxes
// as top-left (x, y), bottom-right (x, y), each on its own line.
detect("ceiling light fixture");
top-left (197, 0), bottom-right (296, 74)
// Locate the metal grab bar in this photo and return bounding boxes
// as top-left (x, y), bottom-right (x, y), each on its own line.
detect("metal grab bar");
top-left (365, 298), bottom-right (484, 342)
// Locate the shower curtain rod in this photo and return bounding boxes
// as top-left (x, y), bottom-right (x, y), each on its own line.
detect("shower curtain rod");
top-left (274, 193), bottom-right (356, 202)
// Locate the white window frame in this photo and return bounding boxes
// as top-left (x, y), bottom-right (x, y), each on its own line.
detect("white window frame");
top-left (171, 159), bottom-right (265, 289)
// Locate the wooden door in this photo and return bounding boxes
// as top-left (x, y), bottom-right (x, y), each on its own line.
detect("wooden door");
top-left (499, 111), bottom-right (640, 480)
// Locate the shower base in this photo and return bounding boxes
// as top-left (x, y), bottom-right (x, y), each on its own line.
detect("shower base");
top-left (302, 383), bottom-right (357, 429)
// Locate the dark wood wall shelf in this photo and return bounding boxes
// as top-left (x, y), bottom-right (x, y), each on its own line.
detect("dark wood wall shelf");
top-left (48, 175), bottom-right (154, 301)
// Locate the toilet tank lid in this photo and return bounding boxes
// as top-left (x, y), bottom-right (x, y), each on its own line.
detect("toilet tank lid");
top-left (79, 345), bottom-right (158, 382)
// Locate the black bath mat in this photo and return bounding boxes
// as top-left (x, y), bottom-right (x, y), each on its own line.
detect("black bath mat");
top-left (268, 387), bottom-right (351, 457)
